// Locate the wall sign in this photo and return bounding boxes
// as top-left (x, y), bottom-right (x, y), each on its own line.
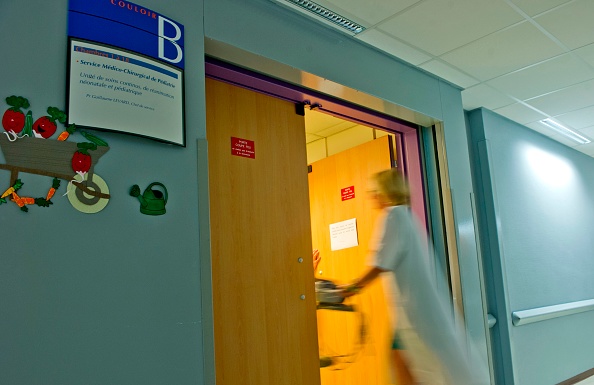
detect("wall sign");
top-left (67, 0), bottom-right (185, 146)
top-left (231, 137), bottom-right (255, 159)
top-left (341, 186), bottom-right (355, 201)
top-left (329, 218), bottom-right (359, 251)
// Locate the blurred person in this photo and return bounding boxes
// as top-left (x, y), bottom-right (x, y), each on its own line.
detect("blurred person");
top-left (342, 168), bottom-right (489, 385)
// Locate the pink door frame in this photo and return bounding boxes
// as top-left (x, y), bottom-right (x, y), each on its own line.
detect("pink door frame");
top-left (205, 57), bottom-right (427, 229)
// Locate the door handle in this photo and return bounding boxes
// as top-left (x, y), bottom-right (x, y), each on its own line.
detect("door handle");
top-left (487, 313), bottom-right (497, 329)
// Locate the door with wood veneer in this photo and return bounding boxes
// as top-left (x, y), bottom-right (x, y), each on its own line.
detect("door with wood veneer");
top-left (206, 78), bottom-right (321, 385)
top-left (309, 135), bottom-right (395, 385)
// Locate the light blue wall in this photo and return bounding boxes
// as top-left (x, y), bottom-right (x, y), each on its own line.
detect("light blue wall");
top-left (468, 108), bottom-right (594, 384)
top-left (0, 1), bottom-right (207, 384)
top-left (1, 0), bottom-right (490, 383)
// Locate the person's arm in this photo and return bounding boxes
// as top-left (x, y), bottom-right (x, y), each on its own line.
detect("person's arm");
top-left (343, 266), bottom-right (386, 297)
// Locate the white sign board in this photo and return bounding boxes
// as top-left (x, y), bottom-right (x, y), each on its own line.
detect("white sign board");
top-left (67, 39), bottom-right (185, 146)
top-left (329, 218), bottom-right (359, 251)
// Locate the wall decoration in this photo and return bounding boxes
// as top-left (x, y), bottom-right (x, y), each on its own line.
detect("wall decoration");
top-left (130, 182), bottom-right (168, 216)
top-left (2, 96), bottom-right (31, 141)
top-left (0, 95), bottom-right (111, 213)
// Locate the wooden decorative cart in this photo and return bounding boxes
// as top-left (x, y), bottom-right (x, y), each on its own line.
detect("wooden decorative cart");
top-left (0, 135), bottom-right (110, 209)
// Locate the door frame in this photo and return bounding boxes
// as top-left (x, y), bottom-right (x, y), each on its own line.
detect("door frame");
top-left (202, 55), bottom-right (476, 383)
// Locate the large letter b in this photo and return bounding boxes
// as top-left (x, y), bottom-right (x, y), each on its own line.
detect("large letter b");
top-left (158, 16), bottom-right (183, 65)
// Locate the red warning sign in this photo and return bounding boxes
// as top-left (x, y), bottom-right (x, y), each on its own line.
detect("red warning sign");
top-left (231, 137), bottom-right (255, 159)
top-left (341, 186), bottom-right (355, 201)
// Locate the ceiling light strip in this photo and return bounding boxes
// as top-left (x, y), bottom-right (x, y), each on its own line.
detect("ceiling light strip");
top-left (539, 118), bottom-right (591, 144)
top-left (279, 0), bottom-right (365, 34)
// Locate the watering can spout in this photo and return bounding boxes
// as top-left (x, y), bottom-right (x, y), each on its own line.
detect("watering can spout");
top-left (130, 183), bottom-right (168, 215)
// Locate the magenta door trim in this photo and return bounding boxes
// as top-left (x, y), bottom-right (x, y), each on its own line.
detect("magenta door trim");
top-left (205, 57), bottom-right (427, 228)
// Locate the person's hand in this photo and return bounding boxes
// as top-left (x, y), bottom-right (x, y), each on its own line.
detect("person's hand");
top-left (312, 249), bottom-right (321, 271)
top-left (339, 283), bottom-right (361, 298)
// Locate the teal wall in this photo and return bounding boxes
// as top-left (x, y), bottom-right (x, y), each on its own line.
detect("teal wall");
top-left (468, 108), bottom-right (594, 384)
top-left (1, 1), bottom-right (207, 384)
top-left (1, 0), bottom-right (490, 384)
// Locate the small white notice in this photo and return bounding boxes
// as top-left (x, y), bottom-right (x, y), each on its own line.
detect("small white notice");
top-left (329, 218), bottom-right (359, 251)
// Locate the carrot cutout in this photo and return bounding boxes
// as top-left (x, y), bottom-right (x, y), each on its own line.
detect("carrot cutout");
top-left (22, 197), bottom-right (35, 205)
top-left (57, 123), bottom-right (76, 141)
top-left (46, 178), bottom-right (60, 200)
top-left (11, 191), bottom-right (28, 212)
top-left (1, 179), bottom-right (23, 199)
top-left (1, 179), bottom-right (23, 205)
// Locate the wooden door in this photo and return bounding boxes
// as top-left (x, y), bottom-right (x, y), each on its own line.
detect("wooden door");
top-left (309, 136), bottom-right (394, 385)
top-left (206, 78), bottom-right (321, 385)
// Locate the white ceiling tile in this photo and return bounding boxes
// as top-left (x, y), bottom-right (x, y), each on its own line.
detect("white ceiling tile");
top-left (419, 60), bottom-right (480, 88)
top-left (574, 43), bottom-right (594, 67)
top-left (319, 0), bottom-right (422, 26)
top-left (305, 110), bottom-right (353, 134)
top-left (356, 29), bottom-right (432, 66)
top-left (461, 84), bottom-right (515, 110)
top-left (580, 125), bottom-right (594, 138)
top-left (316, 121), bottom-right (359, 137)
top-left (494, 103), bottom-right (548, 124)
top-left (508, 0), bottom-right (572, 17)
top-left (534, 0), bottom-right (594, 50)
top-left (441, 22), bottom-right (564, 81)
top-left (575, 144), bottom-right (594, 157)
top-left (525, 121), bottom-right (581, 147)
top-left (553, 105), bottom-right (594, 129)
top-left (525, 79), bottom-right (594, 116)
top-left (376, 0), bottom-right (523, 56)
top-left (486, 53), bottom-right (594, 100)
top-left (526, 121), bottom-right (562, 137)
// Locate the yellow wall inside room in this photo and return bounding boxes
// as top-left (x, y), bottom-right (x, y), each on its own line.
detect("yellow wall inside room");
top-left (309, 136), bottom-right (395, 385)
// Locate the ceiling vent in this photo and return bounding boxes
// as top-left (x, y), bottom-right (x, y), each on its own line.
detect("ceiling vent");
top-left (270, 0), bottom-right (365, 36)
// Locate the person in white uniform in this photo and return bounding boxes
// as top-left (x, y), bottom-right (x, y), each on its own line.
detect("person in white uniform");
top-left (343, 168), bottom-right (489, 385)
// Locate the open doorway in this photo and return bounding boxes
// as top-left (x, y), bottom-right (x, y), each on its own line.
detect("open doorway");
top-left (205, 58), bottom-right (460, 385)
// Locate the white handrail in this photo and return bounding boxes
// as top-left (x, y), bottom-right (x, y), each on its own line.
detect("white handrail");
top-left (512, 299), bottom-right (594, 326)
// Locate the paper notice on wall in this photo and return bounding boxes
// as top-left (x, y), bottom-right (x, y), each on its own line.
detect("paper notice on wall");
top-left (329, 218), bottom-right (359, 251)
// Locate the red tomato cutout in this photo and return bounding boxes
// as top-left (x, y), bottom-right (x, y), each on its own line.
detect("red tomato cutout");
top-left (72, 151), bottom-right (92, 174)
top-left (33, 116), bottom-right (58, 139)
top-left (2, 109), bottom-right (25, 133)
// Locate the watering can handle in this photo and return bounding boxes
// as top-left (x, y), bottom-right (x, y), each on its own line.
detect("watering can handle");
top-left (147, 182), bottom-right (168, 203)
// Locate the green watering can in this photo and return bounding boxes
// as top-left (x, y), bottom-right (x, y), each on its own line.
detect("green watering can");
top-left (130, 182), bottom-right (168, 215)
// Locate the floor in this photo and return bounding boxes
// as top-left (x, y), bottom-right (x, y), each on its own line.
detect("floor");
top-left (577, 377), bottom-right (594, 385)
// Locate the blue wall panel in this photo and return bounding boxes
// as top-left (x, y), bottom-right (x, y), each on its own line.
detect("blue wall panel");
top-left (468, 108), bottom-right (594, 384)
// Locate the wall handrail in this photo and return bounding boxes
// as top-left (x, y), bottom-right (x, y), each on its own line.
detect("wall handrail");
top-left (512, 299), bottom-right (594, 326)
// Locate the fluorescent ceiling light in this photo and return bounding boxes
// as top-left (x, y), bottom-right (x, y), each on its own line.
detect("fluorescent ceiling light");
top-left (270, 0), bottom-right (365, 36)
top-left (539, 118), bottom-right (591, 145)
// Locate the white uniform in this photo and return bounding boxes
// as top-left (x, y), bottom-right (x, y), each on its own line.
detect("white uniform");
top-left (370, 205), bottom-right (489, 385)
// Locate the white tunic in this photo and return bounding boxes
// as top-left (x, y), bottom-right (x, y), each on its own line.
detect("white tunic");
top-left (370, 205), bottom-right (489, 385)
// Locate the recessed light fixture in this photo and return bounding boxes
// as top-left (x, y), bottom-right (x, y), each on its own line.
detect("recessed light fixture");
top-left (539, 118), bottom-right (591, 145)
top-left (270, 0), bottom-right (365, 36)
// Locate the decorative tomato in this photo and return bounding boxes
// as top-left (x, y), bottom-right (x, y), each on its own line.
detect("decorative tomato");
top-left (71, 150), bottom-right (92, 174)
top-left (71, 142), bottom-right (97, 176)
top-left (33, 116), bottom-right (58, 138)
top-left (2, 109), bottom-right (25, 133)
top-left (32, 106), bottom-right (67, 139)
top-left (2, 95), bottom-right (29, 133)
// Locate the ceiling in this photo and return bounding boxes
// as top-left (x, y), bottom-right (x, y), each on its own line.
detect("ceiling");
top-left (280, 0), bottom-right (594, 157)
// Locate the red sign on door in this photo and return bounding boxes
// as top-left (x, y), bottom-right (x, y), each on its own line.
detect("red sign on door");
top-left (341, 186), bottom-right (355, 201)
top-left (231, 137), bottom-right (255, 159)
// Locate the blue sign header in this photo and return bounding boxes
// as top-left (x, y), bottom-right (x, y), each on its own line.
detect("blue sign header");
top-left (68, 0), bottom-right (184, 69)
